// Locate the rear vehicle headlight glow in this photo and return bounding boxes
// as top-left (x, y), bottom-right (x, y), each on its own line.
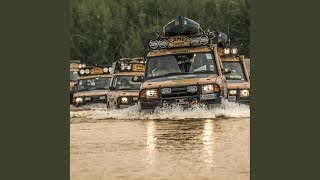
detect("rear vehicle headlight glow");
top-left (240, 90), bottom-right (250, 97)
top-left (81, 64), bottom-right (86, 68)
top-left (202, 84), bottom-right (214, 94)
top-left (161, 88), bottom-right (171, 94)
top-left (187, 86), bottom-right (197, 93)
top-left (121, 97), bottom-right (128, 103)
top-left (75, 97), bottom-right (83, 103)
top-left (224, 48), bottom-right (230, 55)
top-left (229, 90), bottom-right (237, 95)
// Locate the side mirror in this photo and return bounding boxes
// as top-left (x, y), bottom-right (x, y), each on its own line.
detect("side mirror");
top-left (132, 76), bottom-right (144, 82)
top-left (222, 68), bottom-right (232, 75)
top-left (109, 86), bottom-right (115, 91)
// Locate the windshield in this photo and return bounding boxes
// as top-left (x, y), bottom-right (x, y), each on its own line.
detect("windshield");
top-left (115, 76), bottom-right (142, 90)
top-left (146, 52), bottom-right (217, 78)
top-left (222, 61), bottom-right (247, 82)
top-left (76, 77), bottom-right (111, 92)
top-left (70, 71), bottom-right (78, 81)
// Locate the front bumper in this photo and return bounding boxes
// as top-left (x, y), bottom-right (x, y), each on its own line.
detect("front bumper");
top-left (117, 96), bottom-right (139, 109)
top-left (140, 94), bottom-right (222, 110)
top-left (73, 96), bottom-right (107, 106)
top-left (227, 95), bottom-right (250, 104)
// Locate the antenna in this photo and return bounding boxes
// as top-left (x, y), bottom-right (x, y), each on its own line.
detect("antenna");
top-left (228, 27), bottom-right (231, 45)
top-left (156, 2), bottom-right (159, 32)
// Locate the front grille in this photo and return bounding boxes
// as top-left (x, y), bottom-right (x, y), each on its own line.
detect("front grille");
top-left (161, 86), bottom-right (198, 98)
top-left (89, 96), bottom-right (106, 102)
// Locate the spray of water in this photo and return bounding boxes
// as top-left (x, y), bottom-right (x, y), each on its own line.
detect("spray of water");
top-left (70, 100), bottom-right (249, 120)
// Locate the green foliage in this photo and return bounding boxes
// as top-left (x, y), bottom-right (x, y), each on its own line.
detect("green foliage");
top-left (70, 0), bottom-right (250, 64)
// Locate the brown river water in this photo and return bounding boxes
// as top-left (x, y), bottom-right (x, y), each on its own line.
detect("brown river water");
top-left (70, 102), bottom-right (250, 180)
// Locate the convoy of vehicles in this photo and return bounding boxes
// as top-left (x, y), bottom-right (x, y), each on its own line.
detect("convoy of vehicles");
top-left (219, 46), bottom-right (250, 104)
top-left (106, 58), bottom-right (145, 109)
top-left (138, 16), bottom-right (231, 110)
top-left (72, 65), bottom-right (112, 107)
top-left (70, 16), bottom-right (250, 110)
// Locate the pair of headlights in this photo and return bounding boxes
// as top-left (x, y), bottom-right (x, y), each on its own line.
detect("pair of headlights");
top-left (223, 47), bottom-right (238, 55)
top-left (140, 84), bottom-right (219, 99)
top-left (229, 89), bottom-right (250, 97)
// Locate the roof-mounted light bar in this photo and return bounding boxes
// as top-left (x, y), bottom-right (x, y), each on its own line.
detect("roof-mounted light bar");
top-left (148, 34), bottom-right (211, 50)
top-left (78, 65), bottom-right (112, 76)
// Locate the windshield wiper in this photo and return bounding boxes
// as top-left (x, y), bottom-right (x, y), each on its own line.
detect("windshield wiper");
top-left (156, 72), bottom-right (189, 78)
top-left (93, 87), bottom-right (108, 90)
top-left (75, 89), bottom-right (90, 92)
top-left (192, 70), bottom-right (214, 74)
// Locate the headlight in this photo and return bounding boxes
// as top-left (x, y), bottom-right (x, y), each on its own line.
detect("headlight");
top-left (81, 64), bottom-right (86, 68)
top-left (199, 35), bottom-right (209, 45)
top-left (158, 40), bottom-right (168, 48)
top-left (229, 90), bottom-right (237, 95)
top-left (231, 48), bottom-right (238, 55)
top-left (75, 97), bottom-right (83, 103)
top-left (240, 90), bottom-right (250, 97)
top-left (202, 84), bottom-right (214, 94)
top-left (149, 40), bottom-right (159, 49)
top-left (121, 97), bottom-right (128, 103)
top-left (79, 69), bottom-right (85, 75)
top-left (146, 89), bottom-right (158, 98)
top-left (224, 48), bottom-right (230, 55)
top-left (190, 36), bottom-right (200, 45)
top-left (161, 88), bottom-right (171, 94)
top-left (84, 69), bottom-right (90, 74)
top-left (103, 67), bottom-right (109, 73)
top-left (187, 86), bottom-right (197, 93)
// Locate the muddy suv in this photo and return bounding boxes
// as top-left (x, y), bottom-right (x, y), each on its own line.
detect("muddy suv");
top-left (138, 16), bottom-right (231, 110)
top-left (106, 58), bottom-right (145, 109)
top-left (72, 65), bottom-right (112, 107)
top-left (70, 60), bottom-right (86, 103)
top-left (219, 46), bottom-right (250, 104)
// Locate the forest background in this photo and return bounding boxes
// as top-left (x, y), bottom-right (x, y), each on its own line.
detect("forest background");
top-left (70, 0), bottom-right (250, 65)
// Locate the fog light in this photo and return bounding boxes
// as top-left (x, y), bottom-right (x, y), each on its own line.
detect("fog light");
top-left (161, 88), bottom-right (171, 94)
top-left (187, 86), bottom-right (197, 93)
top-left (240, 90), bottom-right (250, 97)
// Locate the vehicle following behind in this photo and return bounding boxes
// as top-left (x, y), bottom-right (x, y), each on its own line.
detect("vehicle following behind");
top-left (138, 16), bottom-right (231, 110)
top-left (70, 60), bottom-right (86, 103)
top-left (72, 65), bottom-right (112, 107)
top-left (106, 57), bottom-right (145, 109)
top-left (219, 46), bottom-right (250, 104)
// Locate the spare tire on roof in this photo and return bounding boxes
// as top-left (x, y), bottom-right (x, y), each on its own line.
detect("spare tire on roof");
top-left (163, 16), bottom-right (201, 36)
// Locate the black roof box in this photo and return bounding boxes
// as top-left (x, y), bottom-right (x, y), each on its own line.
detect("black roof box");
top-left (163, 16), bottom-right (200, 36)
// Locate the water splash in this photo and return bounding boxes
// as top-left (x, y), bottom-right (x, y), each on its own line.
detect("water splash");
top-left (70, 100), bottom-right (249, 120)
